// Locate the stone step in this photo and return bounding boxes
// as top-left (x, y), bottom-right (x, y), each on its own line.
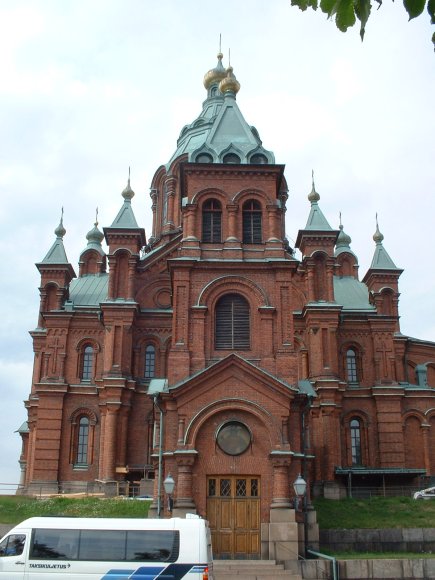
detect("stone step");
top-left (212, 560), bottom-right (302, 580)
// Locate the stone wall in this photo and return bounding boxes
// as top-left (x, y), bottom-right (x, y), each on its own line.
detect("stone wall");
top-left (284, 557), bottom-right (435, 579)
top-left (320, 528), bottom-right (435, 553)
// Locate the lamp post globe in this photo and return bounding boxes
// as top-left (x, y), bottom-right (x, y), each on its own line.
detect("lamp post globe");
top-left (293, 474), bottom-right (307, 497)
top-left (163, 474), bottom-right (175, 495)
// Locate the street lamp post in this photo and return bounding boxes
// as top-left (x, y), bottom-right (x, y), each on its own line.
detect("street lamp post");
top-left (163, 474), bottom-right (175, 515)
top-left (293, 474), bottom-right (308, 557)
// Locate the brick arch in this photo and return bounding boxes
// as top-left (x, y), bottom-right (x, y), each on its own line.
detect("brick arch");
top-left (341, 411), bottom-right (370, 467)
top-left (403, 409), bottom-right (426, 424)
top-left (232, 187), bottom-right (272, 205)
top-left (190, 187), bottom-right (227, 206)
top-left (75, 337), bottom-right (101, 353)
top-left (340, 341), bottom-right (365, 384)
top-left (69, 408), bottom-right (98, 467)
top-left (336, 252), bottom-right (357, 277)
top-left (425, 407), bottom-right (435, 421)
top-left (341, 409), bottom-right (371, 425)
top-left (184, 397), bottom-right (283, 450)
top-left (70, 407), bottom-right (98, 425)
top-left (197, 274), bottom-right (269, 308)
top-left (403, 413), bottom-right (425, 469)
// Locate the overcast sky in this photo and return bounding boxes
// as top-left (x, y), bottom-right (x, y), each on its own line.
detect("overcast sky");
top-left (0, 0), bottom-right (433, 490)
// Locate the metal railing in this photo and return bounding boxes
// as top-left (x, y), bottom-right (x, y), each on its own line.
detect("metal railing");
top-left (346, 485), bottom-right (424, 499)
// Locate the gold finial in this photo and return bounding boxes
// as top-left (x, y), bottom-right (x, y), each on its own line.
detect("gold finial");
top-left (55, 207), bottom-right (66, 238)
top-left (373, 213), bottom-right (384, 244)
top-left (308, 170), bottom-right (320, 203)
top-left (219, 57), bottom-right (241, 96)
top-left (203, 38), bottom-right (226, 90)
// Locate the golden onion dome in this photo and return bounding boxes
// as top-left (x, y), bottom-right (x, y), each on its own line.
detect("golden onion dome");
top-left (219, 65), bottom-right (240, 95)
top-left (203, 52), bottom-right (226, 90)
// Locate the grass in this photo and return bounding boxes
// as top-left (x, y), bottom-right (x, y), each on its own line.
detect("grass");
top-left (0, 495), bottom-right (150, 525)
top-left (313, 496), bottom-right (435, 529)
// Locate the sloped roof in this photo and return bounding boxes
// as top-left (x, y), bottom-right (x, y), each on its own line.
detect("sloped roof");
top-left (333, 276), bottom-right (376, 312)
top-left (68, 274), bottom-right (108, 306)
top-left (167, 57), bottom-right (274, 166)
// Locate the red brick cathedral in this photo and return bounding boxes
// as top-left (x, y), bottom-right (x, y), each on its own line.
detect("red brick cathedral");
top-left (18, 54), bottom-right (435, 558)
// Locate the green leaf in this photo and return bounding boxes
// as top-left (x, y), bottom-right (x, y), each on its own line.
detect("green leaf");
top-left (428, 0), bottom-right (435, 24)
top-left (354, 0), bottom-right (372, 40)
top-left (336, 0), bottom-right (357, 31)
top-left (320, 0), bottom-right (339, 16)
top-left (403, 0), bottom-right (426, 20)
top-left (291, 0), bottom-right (319, 11)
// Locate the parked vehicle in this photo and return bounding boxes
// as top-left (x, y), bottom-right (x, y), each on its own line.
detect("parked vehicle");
top-left (0, 515), bottom-right (213, 579)
top-left (413, 485), bottom-right (435, 500)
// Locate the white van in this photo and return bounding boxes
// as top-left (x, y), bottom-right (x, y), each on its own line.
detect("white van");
top-left (0, 516), bottom-right (213, 579)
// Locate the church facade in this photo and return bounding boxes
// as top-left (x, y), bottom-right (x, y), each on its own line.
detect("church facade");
top-left (18, 54), bottom-right (435, 558)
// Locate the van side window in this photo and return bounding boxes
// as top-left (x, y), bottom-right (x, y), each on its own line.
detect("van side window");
top-left (0, 534), bottom-right (25, 557)
top-left (30, 528), bottom-right (179, 563)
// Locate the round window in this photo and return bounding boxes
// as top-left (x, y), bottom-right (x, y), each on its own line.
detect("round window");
top-left (216, 421), bottom-right (251, 456)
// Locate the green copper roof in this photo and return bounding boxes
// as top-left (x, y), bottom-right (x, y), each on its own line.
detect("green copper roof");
top-left (333, 276), bottom-right (376, 311)
top-left (80, 219), bottom-right (105, 257)
top-left (335, 223), bottom-right (357, 259)
top-left (304, 180), bottom-right (333, 231)
top-left (369, 220), bottom-right (399, 270)
top-left (168, 55), bottom-right (274, 166)
top-left (39, 216), bottom-right (70, 264)
top-left (110, 178), bottom-right (140, 228)
top-left (69, 274), bottom-right (108, 306)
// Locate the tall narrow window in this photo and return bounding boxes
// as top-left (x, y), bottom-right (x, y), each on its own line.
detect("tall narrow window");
top-left (202, 199), bottom-right (222, 243)
top-left (76, 417), bottom-right (89, 465)
top-left (350, 419), bottom-right (362, 465)
top-left (81, 346), bottom-right (94, 381)
top-left (242, 200), bottom-right (262, 244)
top-left (144, 345), bottom-right (156, 379)
top-left (346, 348), bottom-right (358, 384)
top-left (162, 182), bottom-right (168, 225)
top-left (215, 294), bottom-right (250, 350)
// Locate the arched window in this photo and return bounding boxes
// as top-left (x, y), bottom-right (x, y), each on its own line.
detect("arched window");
top-left (81, 345), bottom-right (94, 382)
top-left (346, 348), bottom-right (358, 384)
top-left (242, 200), bottom-right (262, 244)
top-left (313, 254), bottom-right (327, 301)
top-left (250, 153), bottom-right (268, 165)
top-left (223, 153), bottom-right (240, 164)
top-left (215, 294), bottom-right (250, 350)
top-left (196, 153), bottom-right (213, 163)
top-left (202, 199), bottom-right (222, 243)
top-left (144, 345), bottom-right (156, 380)
top-left (162, 182), bottom-right (168, 224)
top-left (350, 419), bottom-right (362, 465)
top-left (76, 417), bottom-right (90, 465)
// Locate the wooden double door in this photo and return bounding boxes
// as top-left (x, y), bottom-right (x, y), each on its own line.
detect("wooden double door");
top-left (206, 475), bottom-right (260, 559)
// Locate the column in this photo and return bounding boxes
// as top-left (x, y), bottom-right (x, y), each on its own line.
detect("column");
top-left (270, 457), bottom-right (292, 509)
top-left (102, 404), bottom-right (120, 481)
top-left (173, 453), bottom-right (197, 515)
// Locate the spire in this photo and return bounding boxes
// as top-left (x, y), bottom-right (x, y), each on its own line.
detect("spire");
top-left (40, 209), bottom-right (70, 264)
top-left (81, 208), bottom-right (105, 256)
top-left (110, 169), bottom-right (139, 228)
top-left (203, 48), bottom-right (226, 92)
top-left (304, 172), bottom-right (333, 231)
top-left (219, 50), bottom-right (240, 97)
top-left (168, 51), bottom-right (274, 166)
top-left (335, 212), bottom-right (356, 257)
top-left (369, 215), bottom-right (399, 270)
